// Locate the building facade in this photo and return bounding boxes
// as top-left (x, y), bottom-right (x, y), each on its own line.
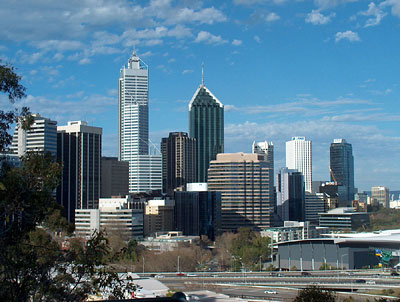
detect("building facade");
top-left (75, 196), bottom-right (144, 239)
top-left (189, 78), bottom-right (224, 183)
top-left (144, 199), bottom-right (175, 237)
top-left (161, 132), bottom-right (197, 196)
top-left (252, 139), bottom-right (274, 184)
top-left (305, 192), bottom-right (328, 224)
top-left (330, 139), bottom-right (355, 206)
top-left (207, 153), bottom-right (274, 232)
top-left (11, 114), bottom-right (57, 156)
top-left (319, 207), bottom-right (370, 230)
top-left (286, 137), bottom-right (312, 192)
top-left (56, 121), bottom-right (102, 222)
top-left (372, 186), bottom-right (390, 208)
top-left (118, 50), bottom-right (161, 193)
top-left (101, 157), bottom-right (129, 198)
top-left (174, 183), bottom-right (221, 240)
top-left (276, 168), bottom-right (305, 222)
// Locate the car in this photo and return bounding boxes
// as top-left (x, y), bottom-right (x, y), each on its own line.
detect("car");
top-left (366, 280), bottom-right (376, 285)
top-left (355, 279), bottom-right (366, 283)
top-left (187, 274), bottom-right (197, 277)
top-left (176, 273), bottom-right (185, 276)
top-left (264, 290), bottom-right (277, 294)
top-left (391, 272), bottom-right (399, 276)
top-left (301, 272), bottom-right (311, 276)
top-left (154, 274), bottom-right (165, 279)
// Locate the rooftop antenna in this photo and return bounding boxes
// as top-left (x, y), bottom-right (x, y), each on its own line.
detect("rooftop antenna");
top-left (201, 62), bottom-right (204, 86)
top-left (133, 42), bottom-right (137, 56)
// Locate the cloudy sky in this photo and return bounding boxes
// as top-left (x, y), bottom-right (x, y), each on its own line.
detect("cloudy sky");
top-left (0, 0), bottom-right (399, 191)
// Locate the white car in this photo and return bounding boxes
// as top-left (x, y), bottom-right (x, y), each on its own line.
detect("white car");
top-left (264, 290), bottom-right (277, 294)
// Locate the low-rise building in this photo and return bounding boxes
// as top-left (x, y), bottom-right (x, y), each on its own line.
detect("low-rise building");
top-left (75, 196), bottom-right (144, 239)
top-left (319, 207), bottom-right (370, 231)
top-left (144, 198), bottom-right (175, 237)
top-left (140, 231), bottom-right (199, 252)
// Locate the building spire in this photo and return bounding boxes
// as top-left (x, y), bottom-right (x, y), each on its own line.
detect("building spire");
top-left (201, 62), bottom-right (204, 86)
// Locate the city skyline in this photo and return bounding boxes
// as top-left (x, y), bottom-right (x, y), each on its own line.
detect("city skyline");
top-left (0, 1), bottom-right (399, 191)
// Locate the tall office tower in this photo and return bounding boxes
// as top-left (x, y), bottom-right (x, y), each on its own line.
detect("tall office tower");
top-left (161, 132), bottom-right (197, 196)
top-left (371, 186), bottom-right (390, 208)
top-left (11, 114), bottom-right (57, 156)
top-left (101, 157), bottom-right (129, 198)
top-left (276, 168), bottom-right (305, 222)
top-left (118, 51), bottom-right (162, 193)
top-left (252, 139), bottom-right (274, 186)
top-left (286, 136), bottom-right (312, 192)
top-left (330, 139), bottom-right (355, 206)
top-left (174, 183), bottom-right (221, 241)
top-left (189, 73), bottom-right (224, 183)
top-left (56, 121), bottom-right (102, 222)
top-left (208, 153), bottom-right (273, 232)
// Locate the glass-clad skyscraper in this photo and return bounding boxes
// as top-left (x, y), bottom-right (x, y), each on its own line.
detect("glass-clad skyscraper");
top-left (330, 138), bottom-right (354, 206)
top-left (119, 51), bottom-right (162, 193)
top-left (189, 78), bottom-right (224, 183)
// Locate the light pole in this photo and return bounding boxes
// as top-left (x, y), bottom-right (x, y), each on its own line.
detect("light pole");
top-left (177, 255), bottom-right (181, 273)
top-left (259, 256), bottom-right (262, 272)
top-left (142, 256), bottom-right (145, 273)
top-left (341, 254), bottom-right (348, 270)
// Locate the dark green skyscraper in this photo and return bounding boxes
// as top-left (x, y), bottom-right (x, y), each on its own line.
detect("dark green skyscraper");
top-left (189, 76), bottom-right (224, 183)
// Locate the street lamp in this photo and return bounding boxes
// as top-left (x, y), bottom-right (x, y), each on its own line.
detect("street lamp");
top-left (341, 254), bottom-right (348, 270)
top-left (142, 256), bottom-right (145, 274)
top-left (177, 255), bottom-right (181, 273)
top-left (259, 256), bottom-right (262, 272)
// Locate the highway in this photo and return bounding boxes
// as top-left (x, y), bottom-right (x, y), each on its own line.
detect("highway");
top-left (141, 271), bottom-right (400, 300)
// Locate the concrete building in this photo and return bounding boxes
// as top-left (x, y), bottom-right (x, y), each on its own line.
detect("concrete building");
top-left (118, 50), bottom-right (161, 193)
top-left (189, 71), bottom-right (224, 183)
top-left (174, 183), bottom-right (221, 240)
top-left (372, 186), bottom-right (390, 208)
top-left (252, 139), bottom-right (274, 181)
top-left (305, 192), bottom-right (328, 224)
top-left (330, 139), bottom-right (355, 207)
top-left (261, 221), bottom-right (328, 244)
top-left (11, 114), bottom-right (57, 156)
top-left (144, 199), bottom-right (175, 237)
top-left (75, 196), bottom-right (144, 239)
top-left (56, 121), bottom-right (102, 222)
top-left (277, 229), bottom-right (400, 270)
top-left (207, 153), bottom-right (274, 232)
top-left (101, 157), bottom-right (129, 198)
top-left (286, 137), bottom-right (312, 192)
top-left (161, 132), bottom-right (196, 196)
top-left (140, 231), bottom-right (199, 252)
top-left (319, 207), bottom-right (370, 231)
top-left (276, 168), bottom-right (305, 222)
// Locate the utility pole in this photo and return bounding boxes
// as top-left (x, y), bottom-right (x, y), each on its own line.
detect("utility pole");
top-left (178, 255), bottom-right (180, 273)
top-left (142, 256), bottom-right (145, 273)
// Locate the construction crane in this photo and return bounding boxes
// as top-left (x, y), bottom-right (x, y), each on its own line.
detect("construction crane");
top-left (329, 166), bottom-right (338, 185)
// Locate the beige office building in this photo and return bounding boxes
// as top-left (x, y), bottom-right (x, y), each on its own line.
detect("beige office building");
top-left (207, 153), bottom-right (273, 232)
top-left (144, 199), bottom-right (175, 236)
top-left (372, 186), bottom-right (390, 208)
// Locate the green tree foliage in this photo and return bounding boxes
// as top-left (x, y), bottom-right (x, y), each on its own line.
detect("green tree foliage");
top-left (0, 65), bottom-right (134, 301)
top-left (216, 227), bottom-right (271, 270)
top-left (0, 61), bottom-right (29, 152)
top-left (368, 208), bottom-right (400, 231)
top-left (293, 286), bottom-right (336, 302)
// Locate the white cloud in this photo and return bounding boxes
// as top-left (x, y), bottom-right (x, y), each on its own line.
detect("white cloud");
top-left (232, 39), bottom-right (243, 46)
top-left (254, 35), bottom-right (261, 43)
top-left (360, 2), bottom-right (387, 27)
top-left (233, 0), bottom-right (286, 5)
top-left (33, 40), bottom-right (84, 52)
top-left (314, 0), bottom-right (358, 10)
top-left (265, 12), bottom-right (280, 22)
top-left (380, 0), bottom-right (400, 18)
top-left (306, 10), bottom-right (335, 25)
top-left (335, 30), bottom-right (361, 42)
top-left (78, 57), bottom-right (91, 65)
top-left (168, 58), bottom-right (176, 63)
top-left (194, 31), bottom-right (228, 45)
top-left (182, 69), bottom-right (193, 74)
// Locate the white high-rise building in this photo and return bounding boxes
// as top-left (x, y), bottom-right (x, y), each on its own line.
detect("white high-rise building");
top-left (252, 139), bottom-right (274, 179)
top-left (118, 51), bottom-right (162, 193)
top-left (286, 136), bottom-right (312, 192)
top-left (11, 114), bottom-right (57, 156)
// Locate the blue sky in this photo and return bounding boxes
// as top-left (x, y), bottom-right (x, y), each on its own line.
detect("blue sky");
top-left (0, 0), bottom-right (399, 191)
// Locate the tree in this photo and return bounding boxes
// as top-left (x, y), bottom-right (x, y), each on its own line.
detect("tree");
top-left (0, 64), bottom-right (134, 301)
top-left (293, 286), bottom-right (336, 302)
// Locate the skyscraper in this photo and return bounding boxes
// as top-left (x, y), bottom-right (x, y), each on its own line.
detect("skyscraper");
top-left (371, 186), bottom-right (389, 208)
top-left (11, 114), bottom-right (57, 156)
top-left (118, 51), bottom-right (162, 193)
top-left (208, 153), bottom-right (273, 232)
top-left (276, 167), bottom-right (305, 222)
top-left (189, 72), bottom-right (224, 183)
top-left (252, 139), bottom-right (274, 184)
top-left (56, 121), bottom-right (102, 222)
top-left (161, 132), bottom-right (196, 196)
top-left (286, 136), bottom-right (312, 192)
top-left (330, 138), bottom-right (354, 206)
